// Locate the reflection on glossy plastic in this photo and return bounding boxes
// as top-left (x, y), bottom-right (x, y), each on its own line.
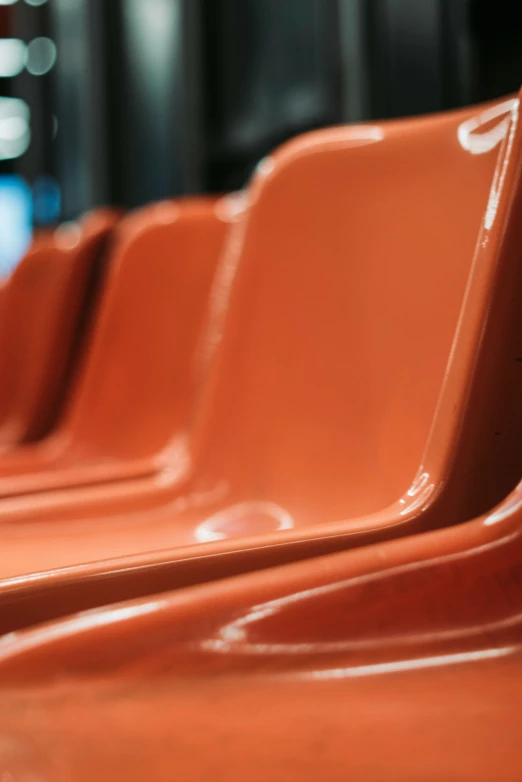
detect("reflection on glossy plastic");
top-left (195, 501), bottom-right (294, 542)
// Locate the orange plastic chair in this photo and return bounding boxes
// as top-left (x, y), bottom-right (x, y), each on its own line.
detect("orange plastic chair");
top-left (1, 483), bottom-right (522, 780)
top-left (0, 96), bottom-right (520, 602)
top-left (0, 197), bottom-right (233, 494)
top-left (0, 210), bottom-right (118, 454)
top-left (0, 658), bottom-right (519, 782)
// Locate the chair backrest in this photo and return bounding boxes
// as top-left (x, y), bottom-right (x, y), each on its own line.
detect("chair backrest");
top-left (190, 99), bottom-right (518, 524)
top-left (0, 211), bottom-right (117, 448)
top-left (58, 198), bottom-right (234, 461)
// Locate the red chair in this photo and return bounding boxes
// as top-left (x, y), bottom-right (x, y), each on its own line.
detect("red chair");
top-left (0, 96), bottom-right (520, 624)
top-left (0, 210), bottom-right (118, 453)
top-left (0, 197), bottom-right (234, 493)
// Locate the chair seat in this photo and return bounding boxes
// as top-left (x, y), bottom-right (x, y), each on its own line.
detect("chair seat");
top-left (1, 479), bottom-right (522, 781)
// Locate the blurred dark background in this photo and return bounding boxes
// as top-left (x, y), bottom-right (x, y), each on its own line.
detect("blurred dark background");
top-left (0, 0), bottom-right (521, 274)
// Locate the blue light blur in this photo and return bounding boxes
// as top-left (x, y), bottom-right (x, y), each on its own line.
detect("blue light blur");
top-left (33, 174), bottom-right (61, 225)
top-left (0, 175), bottom-right (32, 277)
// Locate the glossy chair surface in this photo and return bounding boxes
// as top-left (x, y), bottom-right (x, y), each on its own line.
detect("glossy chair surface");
top-left (0, 96), bottom-right (521, 608)
top-left (0, 656), bottom-right (520, 782)
top-left (0, 211), bottom-right (117, 453)
top-left (0, 197), bottom-right (232, 494)
top-left (2, 482), bottom-right (522, 780)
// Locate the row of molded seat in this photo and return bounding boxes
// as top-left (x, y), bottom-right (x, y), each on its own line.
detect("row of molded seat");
top-left (0, 91), bottom-right (522, 780)
top-left (0, 96), bottom-right (520, 628)
top-left (0, 196), bottom-right (233, 494)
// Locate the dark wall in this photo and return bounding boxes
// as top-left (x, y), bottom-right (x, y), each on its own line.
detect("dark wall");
top-left (6, 0), bottom-right (522, 218)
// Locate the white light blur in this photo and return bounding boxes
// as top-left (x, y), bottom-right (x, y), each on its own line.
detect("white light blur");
top-left (25, 0), bottom-right (49, 5)
top-left (26, 36), bottom-right (56, 75)
top-left (0, 97), bottom-right (30, 161)
top-left (0, 0), bottom-right (18, 6)
top-left (0, 116), bottom-right (26, 141)
top-left (0, 39), bottom-right (27, 78)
